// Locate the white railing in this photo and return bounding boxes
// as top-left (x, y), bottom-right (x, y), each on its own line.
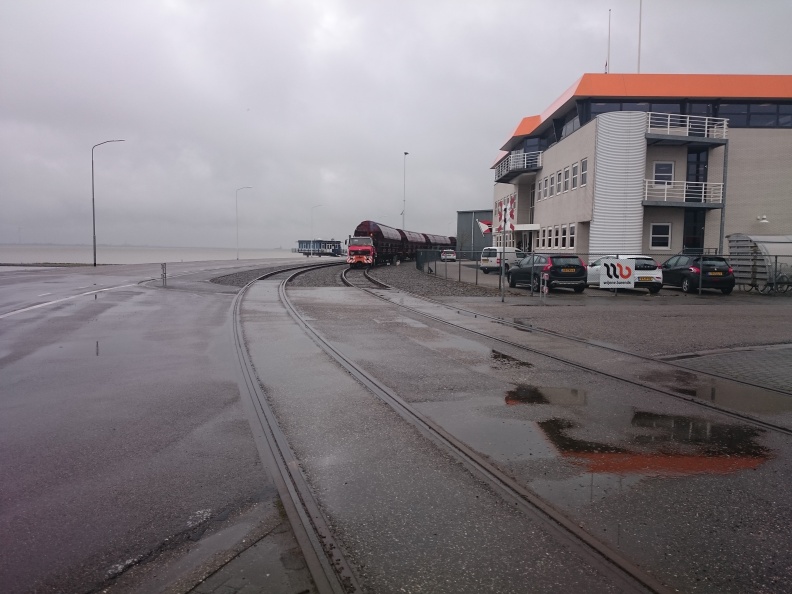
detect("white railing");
top-left (644, 180), bottom-right (724, 203)
top-left (647, 112), bottom-right (728, 139)
top-left (495, 151), bottom-right (542, 180)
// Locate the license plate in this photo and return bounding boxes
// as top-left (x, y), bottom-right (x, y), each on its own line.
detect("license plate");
top-left (561, 268), bottom-right (576, 273)
top-left (709, 271), bottom-right (723, 276)
top-left (638, 276), bottom-right (653, 281)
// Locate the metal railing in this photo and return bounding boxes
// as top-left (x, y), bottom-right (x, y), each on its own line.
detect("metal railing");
top-left (647, 112), bottom-right (729, 139)
top-left (494, 151), bottom-right (542, 180)
top-left (644, 180), bottom-right (724, 204)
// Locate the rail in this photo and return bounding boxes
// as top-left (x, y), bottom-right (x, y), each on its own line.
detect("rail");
top-left (494, 150), bottom-right (542, 180)
top-left (644, 180), bottom-right (724, 204)
top-left (647, 112), bottom-right (729, 139)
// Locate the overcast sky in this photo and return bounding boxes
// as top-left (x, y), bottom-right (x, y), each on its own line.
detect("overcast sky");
top-left (2, 0), bottom-right (790, 249)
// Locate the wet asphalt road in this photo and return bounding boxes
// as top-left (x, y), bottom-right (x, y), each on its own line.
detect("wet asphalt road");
top-left (3, 259), bottom-right (792, 593)
top-left (0, 259), bottom-right (308, 593)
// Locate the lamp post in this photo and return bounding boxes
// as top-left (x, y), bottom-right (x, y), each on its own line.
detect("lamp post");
top-left (402, 152), bottom-right (408, 229)
top-left (311, 204), bottom-right (323, 256)
top-left (235, 186), bottom-right (252, 260)
top-left (92, 139), bottom-right (125, 267)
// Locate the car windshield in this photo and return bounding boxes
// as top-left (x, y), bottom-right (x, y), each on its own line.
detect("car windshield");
top-left (550, 257), bottom-right (582, 266)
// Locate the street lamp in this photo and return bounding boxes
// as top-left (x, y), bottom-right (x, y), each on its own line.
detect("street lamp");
top-left (402, 151), bottom-right (408, 229)
top-left (92, 139), bottom-right (125, 267)
top-left (235, 186), bottom-right (252, 260)
top-left (311, 204), bottom-right (323, 256)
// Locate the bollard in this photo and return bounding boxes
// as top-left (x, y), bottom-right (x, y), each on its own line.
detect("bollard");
top-left (161, 263), bottom-right (167, 287)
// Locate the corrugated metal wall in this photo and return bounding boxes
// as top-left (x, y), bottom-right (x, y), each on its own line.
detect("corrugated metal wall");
top-left (589, 112), bottom-right (647, 254)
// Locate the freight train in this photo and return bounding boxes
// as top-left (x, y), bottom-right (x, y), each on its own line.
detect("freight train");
top-left (346, 220), bottom-right (456, 268)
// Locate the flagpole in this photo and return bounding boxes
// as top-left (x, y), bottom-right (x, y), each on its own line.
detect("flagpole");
top-left (607, 9), bottom-right (611, 73)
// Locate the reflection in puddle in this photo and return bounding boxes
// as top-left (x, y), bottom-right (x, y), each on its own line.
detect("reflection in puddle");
top-left (506, 385), bottom-right (546, 404)
top-left (505, 384), bottom-right (586, 406)
top-left (540, 412), bottom-right (769, 476)
top-left (491, 350), bottom-right (532, 368)
top-left (639, 369), bottom-right (792, 414)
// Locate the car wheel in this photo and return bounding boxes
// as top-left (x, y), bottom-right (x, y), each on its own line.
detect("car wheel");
top-left (531, 275), bottom-right (540, 292)
top-left (681, 277), bottom-right (693, 293)
top-left (721, 286), bottom-right (733, 295)
top-left (573, 285), bottom-right (585, 293)
top-left (504, 264), bottom-right (510, 273)
top-left (508, 273), bottom-right (516, 288)
top-left (649, 286), bottom-right (661, 294)
top-left (482, 269), bottom-right (489, 274)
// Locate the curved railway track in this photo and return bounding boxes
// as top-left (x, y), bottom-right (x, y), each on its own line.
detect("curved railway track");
top-left (233, 262), bottom-right (357, 594)
top-left (234, 263), bottom-right (791, 593)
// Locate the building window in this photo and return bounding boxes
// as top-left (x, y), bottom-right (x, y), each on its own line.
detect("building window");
top-left (563, 168), bottom-right (570, 192)
top-left (561, 225), bottom-right (567, 248)
top-left (556, 171), bottom-right (562, 194)
top-left (535, 232), bottom-right (541, 249)
top-left (549, 174), bottom-right (555, 197)
top-left (572, 163), bottom-right (579, 189)
top-left (580, 159), bottom-right (588, 186)
top-left (569, 224), bottom-right (576, 248)
top-left (554, 226), bottom-right (560, 248)
top-left (541, 227), bottom-right (546, 248)
top-left (543, 177), bottom-right (548, 198)
top-left (653, 162), bottom-right (674, 185)
top-left (536, 179), bottom-right (542, 200)
top-left (651, 223), bottom-right (672, 249)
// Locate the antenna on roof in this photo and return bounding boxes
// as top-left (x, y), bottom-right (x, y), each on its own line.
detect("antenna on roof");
top-left (606, 9), bottom-right (611, 74)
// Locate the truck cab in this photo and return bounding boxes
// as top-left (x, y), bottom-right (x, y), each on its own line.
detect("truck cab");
top-left (347, 236), bottom-right (376, 268)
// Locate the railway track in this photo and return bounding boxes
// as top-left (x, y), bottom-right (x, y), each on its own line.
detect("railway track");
top-left (233, 262), bottom-right (357, 594)
top-left (351, 267), bottom-right (792, 436)
top-left (234, 264), bottom-right (791, 593)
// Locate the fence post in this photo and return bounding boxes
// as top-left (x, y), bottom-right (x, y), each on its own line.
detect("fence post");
top-left (161, 263), bottom-right (167, 287)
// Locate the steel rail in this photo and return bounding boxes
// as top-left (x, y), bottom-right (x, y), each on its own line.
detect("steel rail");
top-left (351, 269), bottom-right (792, 438)
top-left (284, 268), bottom-right (669, 594)
top-left (232, 266), bottom-right (358, 594)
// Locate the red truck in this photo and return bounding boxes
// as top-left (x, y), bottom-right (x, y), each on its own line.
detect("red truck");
top-left (346, 236), bottom-right (376, 268)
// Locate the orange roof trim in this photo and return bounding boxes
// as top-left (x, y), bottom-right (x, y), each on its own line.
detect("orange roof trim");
top-left (498, 73), bottom-right (792, 154)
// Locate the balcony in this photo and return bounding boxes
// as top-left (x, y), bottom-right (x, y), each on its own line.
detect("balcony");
top-left (646, 112), bottom-right (728, 144)
top-left (643, 180), bottom-right (724, 207)
top-left (494, 151), bottom-right (542, 183)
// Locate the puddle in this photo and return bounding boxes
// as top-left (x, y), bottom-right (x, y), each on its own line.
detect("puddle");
top-left (539, 412), bottom-right (769, 476)
top-left (640, 369), bottom-right (792, 414)
top-left (491, 350), bottom-right (532, 369)
top-left (505, 384), bottom-right (586, 406)
top-left (414, 397), bottom-right (557, 462)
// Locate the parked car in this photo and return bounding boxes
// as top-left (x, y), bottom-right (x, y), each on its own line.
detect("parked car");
top-left (587, 255), bottom-right (663, 294)
top-left (480, 247), bottom-right (526, 274)
top-left (440, 249), bottom-right (456, 262)
top-left (661, 254), bottom-right (736, 294)
top-left (507, 254), bottom-right (587, 293)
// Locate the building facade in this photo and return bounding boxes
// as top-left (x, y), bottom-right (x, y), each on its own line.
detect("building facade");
top-left (455, 209), bottom-right (494, 258)
top-left (492, 74), bottom-right (792, 260)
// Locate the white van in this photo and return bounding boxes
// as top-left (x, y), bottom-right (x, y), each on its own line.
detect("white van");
top-left (479, 247), bottom-right (527, 274)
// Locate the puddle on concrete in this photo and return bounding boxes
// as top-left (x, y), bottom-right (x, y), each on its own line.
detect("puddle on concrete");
top-left (540, 412), bottom-right (769, 477)
top-left (491, 350), bottom-right (533, 369)
top-left (640, 369), bottom-right (792, 414)
top-left (414, 397), bottom-right (557, 462)
top-left (505, 384), bottom-right (586, 406)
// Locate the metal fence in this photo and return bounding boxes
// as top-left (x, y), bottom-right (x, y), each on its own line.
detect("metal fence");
top-left (414, 250), bottom-right (792, 296)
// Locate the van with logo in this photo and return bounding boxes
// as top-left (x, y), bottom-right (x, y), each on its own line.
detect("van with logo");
top-left (479, 247), bottom-right (526, 274)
